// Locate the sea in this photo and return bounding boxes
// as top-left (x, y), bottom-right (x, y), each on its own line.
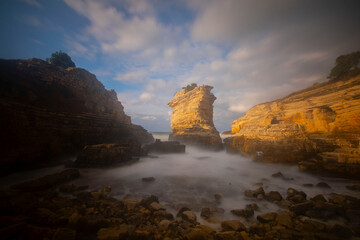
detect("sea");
top-left (1, 132), bottom-right (359, 228)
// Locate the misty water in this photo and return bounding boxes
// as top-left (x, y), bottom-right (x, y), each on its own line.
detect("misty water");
top-left (1, 132), bottom-right (359, 228)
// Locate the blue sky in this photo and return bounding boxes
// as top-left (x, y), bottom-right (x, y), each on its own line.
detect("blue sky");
top-left (1, 0), bottom-right (360, 132)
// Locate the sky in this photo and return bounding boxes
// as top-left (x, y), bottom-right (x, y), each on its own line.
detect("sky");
top-left (1, 0), bottom-right (360, 132)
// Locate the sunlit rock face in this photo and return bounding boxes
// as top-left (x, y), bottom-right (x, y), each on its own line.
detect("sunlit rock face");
top-left (0, 58), bottom-right (153, 174)
top-left (168, 85), bottom-right (223, 150)
top-left (225, 75), bottom-right (360, 177)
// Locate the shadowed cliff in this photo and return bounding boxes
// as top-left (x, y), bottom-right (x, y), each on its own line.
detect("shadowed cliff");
top-left (0, 58), bottom-right (154, 175)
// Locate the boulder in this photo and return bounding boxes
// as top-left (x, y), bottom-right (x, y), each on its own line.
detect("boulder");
top-left (76, 144), bottom-right (134, 167)
top-left (257, 212), bottom-right (278, 223)
top-left (265, 191), bottom-right (283, 202)
top-left (221, 220), bottom-right (246, 231)
top-left (144, 139), bottom-right (185, 153)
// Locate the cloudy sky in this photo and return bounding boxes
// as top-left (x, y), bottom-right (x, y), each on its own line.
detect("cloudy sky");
top-left (1, 0), bottom-right (360, 132)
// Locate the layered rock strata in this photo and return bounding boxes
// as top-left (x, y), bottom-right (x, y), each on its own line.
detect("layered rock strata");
top-left (0, 58), bottom-right (153, 174)
top-left (225, 74), bottom-right (360, 177)
top-left (168, 85), bottom-right (222, 150)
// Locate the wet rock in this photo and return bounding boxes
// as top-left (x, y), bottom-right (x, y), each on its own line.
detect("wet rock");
top-left (153, 210), bottom-right (174, 221)
top-left (265, 191), bottom-right (283, 202)
top-left (215, 231), bottom-right (239, 240)
top-left (142, 177), bottom-right (155, 182)
top-left (122, 199), bottom-right (141, 211)
top-left (214, 193), bottom-right (222, 201)
top-left (290, 201), bottom-right (314, 215)
top-left (144, 139), bottom-right (185, 153)
top-left (244, 187), bottom-right (264, 198)
top-left (330, 224), bottom-right (353, 239)
top-left (246, 203), bottom-right (259, 211)
top-left (176, 207), bottom-right (191, 218)
top-left (286, 188), bottom-right (307, 203)
top-left (303, 183), bottom-right (314, 187)
top-left (221, 220), bottom-right (246, 231)
top-left (77, 215), bottom-right (108, 233)
top-left (310, 194), bottom-right (327, 202)
top-left (257, 212), bottom-right (278, 223)
top-left (346, 184), bottom-right (360, 191)
top-left (140, 195), bottom-right (159, 207)
top-left (328, 194), bottom-right (347, 206)
top-left (196, 225), bottom-right (216, 235)
top-left (76, 144), bottom-right (134, 167)
top-left (271, 172), bottom-right (293, 181)
top-left (231, 208), bottom-right (254, 218)
top-left (158, 219), bottom-right (171, 231)
top-left (149, 202), bottom-right (165, 211)
top-left (316, 182), bottom-right (331, 188)
top-left (184, 229), bottom-right (207, 240)
top-left (11, 169), bottom-right (80, 191)
top-left (200, 207), bottom-right (211, 219)
top-left (276, 211), bottom-right (293, 228)
top-left (181, 211), bottom-right (197, 223)
top-left (53, 228), bottom-right (75, 240)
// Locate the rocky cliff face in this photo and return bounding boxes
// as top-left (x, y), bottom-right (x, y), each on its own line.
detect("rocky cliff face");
top-left (168, 85), bottom-right (222, 150)
top-left (0, 58), bottom-right (153, 174)
top-left (225, 75), bottom-right (360, 177)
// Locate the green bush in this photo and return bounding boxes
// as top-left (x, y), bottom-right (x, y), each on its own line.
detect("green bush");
top-left (46, 51), bottom-right (76, 68)
top-left (182, 83), bottom-right (197, 93)
top-left (328, 51), bottom-right (360, 81)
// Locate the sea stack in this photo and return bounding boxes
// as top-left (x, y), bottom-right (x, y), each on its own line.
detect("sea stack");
top-left (168, 84), bottom-right (223, 150)
top-left (224, 74), bottom-right (360, 177)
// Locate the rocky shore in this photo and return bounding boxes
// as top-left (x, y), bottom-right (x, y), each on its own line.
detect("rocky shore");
top-left (0, 58), bottom-right (153, 175)
top-left (225, 73), bottom-right (360, 177)
top-left (168, 85), bottom-right (223, 150)
top-left (1, 169), bottom-right (359, 240)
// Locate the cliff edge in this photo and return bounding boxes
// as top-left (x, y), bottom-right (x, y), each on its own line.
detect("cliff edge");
top-left (0, 58), bottom-right (154, 174)
top-left (225, 74), bottom-right (360, 177)
top-left (168, 85), bottom-right (222, 150)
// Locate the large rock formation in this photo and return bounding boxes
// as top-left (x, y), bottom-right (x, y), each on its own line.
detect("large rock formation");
top-left (0, 58), bottom-right (154, 174)
top-left (225, 74), bottom-right (360, 177)
top-left (168, 85), bottom-right (222, 150)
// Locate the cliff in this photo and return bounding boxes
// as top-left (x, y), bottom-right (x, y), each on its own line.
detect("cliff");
top-left (168, 85), bottom-right (222, 150)
top-left (225, 74), bottom-right (360, 177)
top-left (0, 58), bottom-right (154, 174)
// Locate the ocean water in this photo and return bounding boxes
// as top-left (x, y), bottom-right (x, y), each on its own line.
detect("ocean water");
top-left (1, 133), bottom-right (359, 228)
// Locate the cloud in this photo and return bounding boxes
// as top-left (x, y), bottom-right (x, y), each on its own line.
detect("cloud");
top-left (139, 92), bottom-right (155, 101)
top-left (114, 69), bottom-right (148, 83)
top-left (64, 0), bottom-right (175, 53)
top-left (20, 0), bottom-right (42, 8)
top-left (21, 15), bottom-right (41, 26)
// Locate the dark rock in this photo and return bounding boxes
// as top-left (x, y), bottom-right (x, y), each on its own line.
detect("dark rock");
top-left (346, 184), bottom-right (360, 191)
top-left (181, 210), bottom-right (197, 223)
top-left (200, 207), bottom-right (211, 219)
top-left (231, 209), bottom-right (254, 218)
top-left (53, 228), bottom-right (76, 240)
top-left (303, 183), bottom-right (314, 187)
top-left (244, 187), bottom-right (264, 198)
top-left (271, 171), bottom-right (294, 180)
top-left (330, 224), bottom-right (353, 239)
top-left (176, 207), bottom-right (191, 218)
top-left (0, 59), bottom-right (153, 175)
top-left (215, 231), bottom-right (240, 240)
top-left (221, 220), bottom-right (246, 231)
top-left (214, 193), bottom-right (222, 201)
top-left (144, 139), bottom-right (185, 153)
top-left (76, 144), bottom-right (134, 167)
top-left (286, 188), bottom-right (307, 203)
top-left (310, 194), bottom-right (327, 202)
top-left (257, 212), bottom-right (278, 223)
top-left (246, 203), bottom-right (259, 211)
top-left (276, 211), bottom-right (293, 229)
top-left (142, 177), bottom-right (155, 182)
top-left (140, 195), bottom-right (159, 207)
top-left (290, 201), bottom-right (314, 215)
top-left (265, 191), bottom-right (283, 202)
top-left (316, 182), bottom-right (331, 188)
top-left (11, 169), bottom-right (80, 191)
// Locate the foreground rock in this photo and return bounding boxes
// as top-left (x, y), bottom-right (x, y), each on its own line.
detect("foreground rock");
top-left (1, 170), bottom-right (359, 240)
top-left (0, 58), bottom-right (153, 175)
top-left (168, 84), bottom-right (223, 150)
top-left (225, 71), bottom-right (360, 177)
top-left (145, 139), bottom-right (185, 153)
top-left (76, 143), bottom-right (136, 167)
